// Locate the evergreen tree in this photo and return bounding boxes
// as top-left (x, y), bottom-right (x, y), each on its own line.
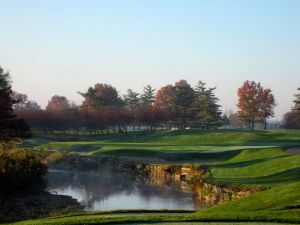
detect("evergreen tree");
top-left (0, 67), bottom-right (31, 150)
top-left (123, 89), bottom-right (140, 129)
top-left (193, 81), bottom-right (222, 129)
top-left (172, 80), bottom-right (195, 129)
top-left (140, 85), bottom-right (155, 106)
top-left (293, 87), bottom-right (300, 125)
top-left (123, 89), bottom-right (140, 111)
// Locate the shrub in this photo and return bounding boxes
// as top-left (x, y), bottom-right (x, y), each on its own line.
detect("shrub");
top-left (0, 149), bottom-right (47, 191)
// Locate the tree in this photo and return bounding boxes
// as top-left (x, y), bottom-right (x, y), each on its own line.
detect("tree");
top-left (237, 81), bottom-right (259, 130)
top-left (0, 67), bottom-right (31, 150)
top-left (13, 92), bottom-right (41, 112)
top-left (79, 83), bottom-right (122, 110)
top-left (140, 85), bottom-right (155, 106)
top-left (284, 87), bottom-right (300, 129)
top-left (123, 89), bottom-right (140, 111)
top-left (123, 89), bottom-right (140, 129)
top-left (293, 87), bottom-right (300, 126)
top-left (46, 95), bottom-right (70, 112)
top-left (237, 81), bottom-right (275, 130)
top-left (222, 114), bottom-right (230, 128)
top-left (172, 80), bottom-right (195, 129)
top-left (12, 92), bottom-right (29, 111)
top-left (283, 111), bottom-right (299, 129)
top-left (192, 81), bottom-right (222, 129)
top-left (256, 88), bottom-right (275, 130)
top-left (153, 85), bottom-right (175, 129)
top-left (155, 85), bottom-right (174, 109)
top-left (228, 111), bottom-right (243, 128)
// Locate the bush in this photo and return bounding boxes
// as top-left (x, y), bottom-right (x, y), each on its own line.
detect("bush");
top-left (0, 149), bottom-right (47, 191)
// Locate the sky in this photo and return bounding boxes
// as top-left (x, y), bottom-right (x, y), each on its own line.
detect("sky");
top-left (0, 0), bottom-right (299, 120)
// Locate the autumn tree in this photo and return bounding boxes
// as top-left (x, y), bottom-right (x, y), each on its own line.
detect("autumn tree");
top-left (79, 83), bottom-right (123, 110)
top-left (283, 111), bottom-right (299, 129)
top-left (46, 95), bottom-right (70, 112)
top-left (154, 84), bottom-right (174, 128)
top-left (257, 88), bottom-right (275, 130)
top-left (237, 81), bottom-right (275, 130)
top-left (155, 85), bottom-right (174, 109)
top-left (43, 95), bottom-right (74, 132)
top-left (192, 81), bottom-right (222, 129)
top-left (0, 67), bottom-right (31, 150)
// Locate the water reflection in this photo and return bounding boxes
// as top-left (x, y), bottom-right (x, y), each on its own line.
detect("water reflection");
top-left (46, 170), bottom-right (197, 211)
top-left (46, 164), bottom-right (253, 211)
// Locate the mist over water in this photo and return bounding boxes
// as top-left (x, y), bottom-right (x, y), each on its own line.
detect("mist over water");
top-left (46, 169), bottom-right (198, 211)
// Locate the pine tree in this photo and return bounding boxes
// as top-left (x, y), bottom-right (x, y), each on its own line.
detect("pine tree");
top-left (193, 81), bottom-right (222, 129)
top-left (172, 80), bottom-right (195, 129)
top-left (123, 89), bottom-right (140, 129)
top-left (123, 89), bottom-right (140, 111)
top-left (0, 67), bottom-right (31, 150)
top-left (140, 85), bottom-right (155, 106)
top-left (293, 87), bottom-right (300, 126)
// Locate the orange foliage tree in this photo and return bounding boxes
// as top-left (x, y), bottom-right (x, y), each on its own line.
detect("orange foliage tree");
top-left (237, 80), bottom-right (275, 130)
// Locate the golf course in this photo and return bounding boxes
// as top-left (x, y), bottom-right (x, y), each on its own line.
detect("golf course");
top-left (6, 129), bottom-right (299, 225)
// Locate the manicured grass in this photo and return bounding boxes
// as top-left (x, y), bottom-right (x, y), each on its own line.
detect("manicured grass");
top-left (128, 224), bottom-right (297, 225)
top-left (14, 129), bottom-right (300, 224)
top-left (23, 130), bottom-right (300, 162)
top-left (210, 150), bottom-right (300, 178)
top-left (196, 181), bottom-right (300, 212)
top-left (27, 129), bottom-right (300, 146)
top-left (11, 182), bottom-right (300, 224)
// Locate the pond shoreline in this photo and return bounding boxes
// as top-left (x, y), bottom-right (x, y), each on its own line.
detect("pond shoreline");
top-left (0, 189), bottom-right (82, 223)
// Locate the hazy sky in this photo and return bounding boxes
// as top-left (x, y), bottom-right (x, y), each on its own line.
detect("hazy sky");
top-left (0, 0), bottom-right (299, 119)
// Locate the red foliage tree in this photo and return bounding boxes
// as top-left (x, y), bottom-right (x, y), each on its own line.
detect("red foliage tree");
top-left (237, 81), bottom-right (275, 130)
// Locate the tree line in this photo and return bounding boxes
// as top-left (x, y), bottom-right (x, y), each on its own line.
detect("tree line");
top-left (16, 80), bottom-right (224, 134)
top-left (3, 66), bottom-right (300, 140)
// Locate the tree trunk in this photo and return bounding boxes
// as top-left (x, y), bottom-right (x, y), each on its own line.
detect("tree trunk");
top-left (264, 118), bottom-right (267, 130)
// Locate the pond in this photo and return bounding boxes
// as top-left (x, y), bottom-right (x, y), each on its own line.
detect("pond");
top-left (45, 163), bottom-right (251, 211)
top-left (46, 169), bottom-right (199, 210)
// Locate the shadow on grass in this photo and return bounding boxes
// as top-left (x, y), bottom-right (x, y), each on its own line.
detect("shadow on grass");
top-left (97, 149), bottom-right (242, 162)
top-left (210, 155), bottom-right (289, 169)
top-left (214, 167), bottom-right (300, 185)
